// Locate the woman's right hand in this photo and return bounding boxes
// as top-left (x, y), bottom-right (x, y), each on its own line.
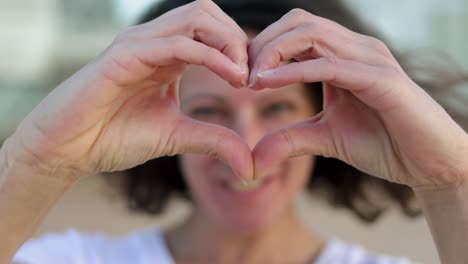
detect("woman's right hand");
top-left (7, 0), bottom-right (253, 181)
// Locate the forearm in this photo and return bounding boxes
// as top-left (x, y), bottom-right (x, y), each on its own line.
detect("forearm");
top-left (0, 135), bottom-right (77, 264)
top-left (414, 173), bottom-right (468, 264)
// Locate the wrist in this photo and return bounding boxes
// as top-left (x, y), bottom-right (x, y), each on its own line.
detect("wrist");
top-left (412, 153), bottom-right (468, 206)
top-left (0, 135), bottom-right (78, 263)
top-left (411, 164), bottom-right (468, 264)
top-left (1, 134), bottom-right (77, 192)
top-left (411, 134), bottom-right (468, 194)
top-left (1, 134), bottom-right (84, 185)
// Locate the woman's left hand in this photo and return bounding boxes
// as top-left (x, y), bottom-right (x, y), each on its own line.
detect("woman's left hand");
top-left (248, 9), bottom-right (468, 190)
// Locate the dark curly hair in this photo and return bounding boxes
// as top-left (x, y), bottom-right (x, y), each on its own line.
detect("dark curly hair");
top-left (118, 0), bottom-right (467, 222)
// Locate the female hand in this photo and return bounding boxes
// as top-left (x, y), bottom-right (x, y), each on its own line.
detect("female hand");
top-left (248, 9), bottom-right (468, 190)
top-left (8, 0), bottom-right (253, 181)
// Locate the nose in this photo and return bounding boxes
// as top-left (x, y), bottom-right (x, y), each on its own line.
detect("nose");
top-left (232, 109), bottom-right (264, 150)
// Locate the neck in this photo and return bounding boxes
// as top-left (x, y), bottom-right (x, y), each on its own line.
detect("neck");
top-left (165, 205), bottom-right (325, 264)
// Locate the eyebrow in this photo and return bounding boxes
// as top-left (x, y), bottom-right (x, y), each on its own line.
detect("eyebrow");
top-left (181, 93), bottom-right (228, 105)
top-left (254, 89), bottom-right (300, 103)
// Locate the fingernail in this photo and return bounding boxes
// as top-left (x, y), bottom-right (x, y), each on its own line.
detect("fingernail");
top-left (257, 69), bottom-right (276, 79)
top-left (234, 170), bottom-right (248, 182)
top-left (241, 63), bottom-right (249, 87)
top-left (228, 64), bottom-right (245, 89)
top-left (254, 167), bottom-right (274, 181)
top-left (242, 62), bottom-right (249, 72)
top-left (248, 69), bottom-right (258, 89)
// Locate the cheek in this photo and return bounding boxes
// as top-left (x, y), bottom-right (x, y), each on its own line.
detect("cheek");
top-left (180, 153), bottom-right (315, 196)
top-left (180, 153), bottom-right (210, 183)
top-left (179, 153), bottom-right (230, 194)
top-left (179, 154), bottom-right (212, 205)
top-left (282, 155), bottom-right (315, 194)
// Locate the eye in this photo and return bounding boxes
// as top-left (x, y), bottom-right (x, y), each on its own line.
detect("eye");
top-left (189, 106), bottom-right (228, 121)
top-left (262, 101), bottom-right (295, 117)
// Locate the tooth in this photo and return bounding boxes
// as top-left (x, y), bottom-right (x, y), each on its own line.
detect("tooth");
top-left (229, 178), bottom-right (263, 191)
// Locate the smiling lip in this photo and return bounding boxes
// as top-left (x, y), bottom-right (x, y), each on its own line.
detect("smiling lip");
top-left (227, 177), bottom-right (265, 191)
top-left (218, 171), bottom-right (280, 203)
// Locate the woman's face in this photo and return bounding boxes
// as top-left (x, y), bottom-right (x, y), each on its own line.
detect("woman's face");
top-left (179, 63), bottom-right (319, 232)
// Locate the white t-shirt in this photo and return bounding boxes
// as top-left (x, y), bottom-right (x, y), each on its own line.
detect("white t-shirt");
top-left (13, 228), bottom-right (418, 264)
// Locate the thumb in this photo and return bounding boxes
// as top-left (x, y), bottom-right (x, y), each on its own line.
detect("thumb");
top-left (253, 113), bottom-right (336, 179)
top-left (171, 116), bottom-right (254, 181)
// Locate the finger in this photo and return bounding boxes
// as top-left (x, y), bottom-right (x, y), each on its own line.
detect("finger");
top-left (105, 36), bottom-right (244, 87)
top-left (128, 1), bottom-right (249, 84)
top-left (251, 24), bottom-right (390, 81)
top-left (196, 0), bottom-right (249, 43)
top-left (191, 11), bottom-right (249, 79)
top-left (249, 9), bottom-right (356, 66)
top-left (171, 8), bottom-right (249, 86)
top-left (248, 9), bottom-right (397, 86)
top-left (248, 9), bottom-right (313, 63)
top-left (139, 0), bottom-right (247, 47)
top-left (253, 58), bottom-right (407, 113)
top-left (173, 116), bottom-right (254, 180)
top-left (322, 83), bottom-right (338, 111)
top-left (250, 9), bottom-right (396, 61)
top-left (253, 113), bottom-right (334, 179)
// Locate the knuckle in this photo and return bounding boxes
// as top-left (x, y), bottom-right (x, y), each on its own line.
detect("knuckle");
top-left (189, 1), bottom-right (209, 17)
top-left (300, 22), bottom-right (322, 38)
top-left (382, 65), bottom-right (403, 81)
top-left (207, 45), bottom-right (220, 56)
top-left (185, 5), bottom-right (209, 31)
top-left (187, 1), bottom-right (206, 20)
top-left (103, 42), bottom-right (138, 81)
top-left (215, 129), bottom-right (232, 151)
top-left (206, 129), bottom-right (232, 162)
top-left (229, 32), bottom-right (249, 54)
top-left (323, 56), bottom-right (338, 66)
top-left (239, 31), bottom-right (249, 45)
top-left (195, 0), bottom-right (211, 8)
top-left (289, 8), bottom-right (309, 19)
top-left (301, 22), bottom-right (317, 32)
top-left (169, 35), bottom-right (186, 46)
top-left (167, 36), bottom-right (187, 57)
top-left (278, 128), bottom-right (296, 155)
top-left (281, 8), bottom-right (308, 25)
top-left (367, 36), bottom-right (390, 53)
top-left (248, 37), bottom-right (259, 53)
top-left (262, 39), bottom-right (281, 56)
top-left (114, 26), bottom-right (137, 43)
top-left (108, 40), bottom-right (132, 57)
top-left (321, 57), bottom-right (338, 81)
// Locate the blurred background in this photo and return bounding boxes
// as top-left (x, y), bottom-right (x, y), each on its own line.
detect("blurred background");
top-left (1, 0), bottom-right (468, 263)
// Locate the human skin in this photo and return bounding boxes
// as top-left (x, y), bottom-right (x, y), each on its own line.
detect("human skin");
top-left (165, 64), bottom-right (325, 263)
top-left (248, 9), bottom-right (468, 263)
top-left (0, 1), bottom-right (252, 262)
top-left (1, 1), bottom-right (468, 263)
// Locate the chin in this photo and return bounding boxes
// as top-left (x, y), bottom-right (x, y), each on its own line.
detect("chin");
top-left (184, 155), bottom-right (313, 234)
top-left (219, 210), bottom-right (279, 234)
top-left (199, 165), bottom-right (301, 234)
top-left (214, 198), bottom-right (290, 235)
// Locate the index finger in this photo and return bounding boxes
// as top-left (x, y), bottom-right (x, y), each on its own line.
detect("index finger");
top-left (249, 9), bottom-right (353, 60)
top-left (139, 1), bottom-right (249, 85)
